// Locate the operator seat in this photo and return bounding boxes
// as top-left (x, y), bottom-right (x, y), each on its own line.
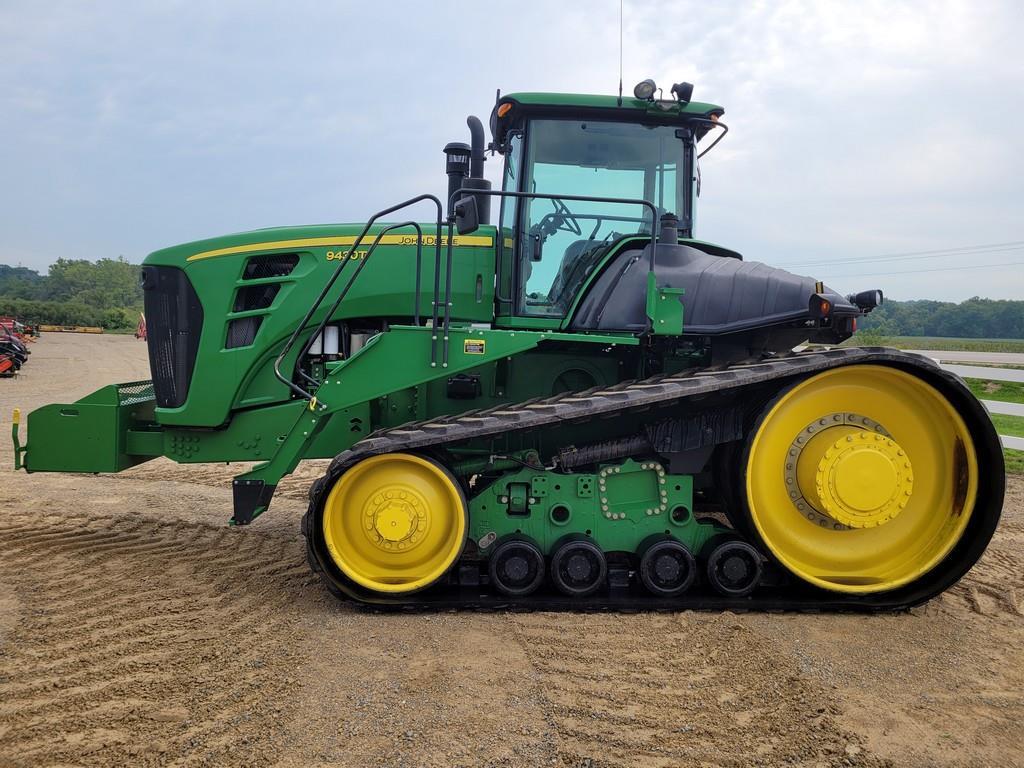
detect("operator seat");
top-left (548, 239), bottom-right (601, 302)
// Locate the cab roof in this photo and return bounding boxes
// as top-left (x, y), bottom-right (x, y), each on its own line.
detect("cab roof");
top-left (490, 91), bottom-right (725, 145)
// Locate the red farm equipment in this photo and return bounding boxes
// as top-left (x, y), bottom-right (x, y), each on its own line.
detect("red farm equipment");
top-left (0, 318), bottom-right (32, 377)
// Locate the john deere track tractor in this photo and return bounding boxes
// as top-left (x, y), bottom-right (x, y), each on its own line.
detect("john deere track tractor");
top-left (13, 81), bottom-right (1004, 610)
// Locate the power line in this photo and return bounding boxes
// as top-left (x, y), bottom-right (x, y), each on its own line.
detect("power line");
top-left (826, 260), bottom-right (1024, 279)
top-left (783, 245), bottom-right (1024, 270)
top-left (780, 240), bottom-right (1024, 265)
top-left (775, 240), bottom-right (1024, 268)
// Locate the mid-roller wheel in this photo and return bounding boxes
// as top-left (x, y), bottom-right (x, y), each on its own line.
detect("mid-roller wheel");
top-left (550, 536), bottom-right (607, 597)
top-left (488, 536), bottom-right (546, 597)
top-left (638, 537), bottom-right (697, 597)
top-left (705, 539), bottom-right (763, 597)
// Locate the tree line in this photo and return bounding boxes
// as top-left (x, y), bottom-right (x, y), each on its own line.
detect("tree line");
top-left (857, 297), bottom-right (1024, 339)
top-left (0, 259), bottom-right (142, 329)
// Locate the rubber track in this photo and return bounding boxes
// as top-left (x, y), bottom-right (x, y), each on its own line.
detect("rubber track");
top-left (302, 347), bottom-right (1005, 612)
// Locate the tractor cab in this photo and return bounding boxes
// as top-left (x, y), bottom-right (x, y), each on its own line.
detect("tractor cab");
top-left (485, 89), bottom-right (727, 326)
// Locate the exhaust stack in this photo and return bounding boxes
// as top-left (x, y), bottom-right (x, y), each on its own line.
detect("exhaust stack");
top-left (443, 116), bottom-right (492, 224)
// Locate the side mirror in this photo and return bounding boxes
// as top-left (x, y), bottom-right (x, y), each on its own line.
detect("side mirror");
top-left (530, 233), bottom-right (543, 262)
top-left (454, 195), bottom-right (480, 235)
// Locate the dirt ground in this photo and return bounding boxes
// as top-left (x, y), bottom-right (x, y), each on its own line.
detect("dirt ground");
top-left (1, 334), bottom-right (1022, 768)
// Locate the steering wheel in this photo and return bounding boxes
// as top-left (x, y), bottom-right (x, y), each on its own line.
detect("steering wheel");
top-left (527, 199), bottom-right (584, 248)
top-left (549, 198), bottom-right (582, 236)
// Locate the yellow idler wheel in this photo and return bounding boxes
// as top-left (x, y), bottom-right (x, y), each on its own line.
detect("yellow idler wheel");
top-left (746, 365), bottom-right (978, 593)
top-left (321, 453), bottom-right (467, 594)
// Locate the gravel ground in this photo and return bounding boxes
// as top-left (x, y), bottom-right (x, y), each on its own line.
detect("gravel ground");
top-left (1, 333), bottom-right (1022, 768)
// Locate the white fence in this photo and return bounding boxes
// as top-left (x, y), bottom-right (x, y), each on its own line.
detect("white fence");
top-left (943, 364), bottom-right (1024, 384)
top-left (931, 358), bottom-right (1023, 451)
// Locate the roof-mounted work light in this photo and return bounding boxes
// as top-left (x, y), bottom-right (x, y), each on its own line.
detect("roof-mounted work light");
top-left (633, 79), bottom-right (657, 100)
top-left (671, 82), bottom-right (694, 104)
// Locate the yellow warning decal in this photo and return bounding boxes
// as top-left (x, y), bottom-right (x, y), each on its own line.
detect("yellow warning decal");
top-left (187, 234), bottom-right (494, 262)
top-left (463, 339), bottom-right (486, 355)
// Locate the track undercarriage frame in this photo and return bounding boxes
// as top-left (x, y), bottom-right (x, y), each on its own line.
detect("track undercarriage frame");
top-left (300, 347), bottom-right (1005, 612)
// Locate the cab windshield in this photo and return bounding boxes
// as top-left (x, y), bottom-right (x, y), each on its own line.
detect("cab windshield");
top-left (504, 119), bottom-right (691, 317)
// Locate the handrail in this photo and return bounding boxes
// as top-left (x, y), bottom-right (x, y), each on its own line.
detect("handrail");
top-left (272, 194), bottom-right (444, 401)
top-left (692, 117), bottom-right (729, 159)
top-left (292, 220), bottom-right (424, 392)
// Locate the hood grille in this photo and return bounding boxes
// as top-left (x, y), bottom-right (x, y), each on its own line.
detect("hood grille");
top-left (141, 266), bottom-right (203, 409)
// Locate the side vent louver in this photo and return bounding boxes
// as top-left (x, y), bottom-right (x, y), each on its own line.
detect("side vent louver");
top-left (233, 283), bottom-right (280, 312)
top-left (242, 253), bottom-right (299, 280)
top-left (226, 253), bottom-right (296, 350)
top-left (226, 317), bottom-right (263, 349)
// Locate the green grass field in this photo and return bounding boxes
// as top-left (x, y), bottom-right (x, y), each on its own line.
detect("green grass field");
top-left (966, 379), bottom-right (1024, 404)
top-left (1005, 449), bottom-right (1024, 475)
top-left (990, 413), bottom-right (1024, 438)
top-left (891, 379), bottom-right (1024, 473)
top-left (966, 378), bottom-right (1024, 475)
top-left (847, 334), bottom-right (1024, 353)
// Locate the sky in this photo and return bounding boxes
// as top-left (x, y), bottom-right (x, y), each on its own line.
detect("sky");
top-left (1, 0), bottom-right (1022, 302)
